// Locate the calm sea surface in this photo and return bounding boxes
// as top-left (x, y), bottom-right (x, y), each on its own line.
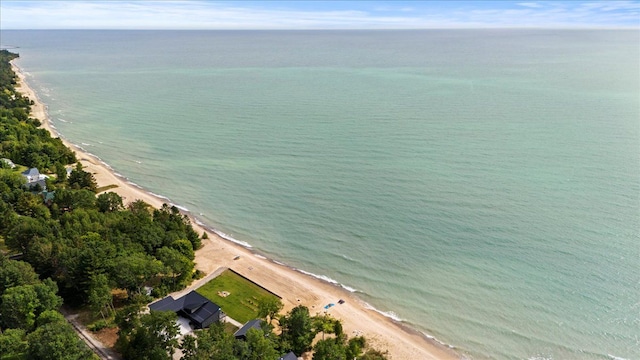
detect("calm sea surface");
top-left (2, 30), bottom-right (638, 360)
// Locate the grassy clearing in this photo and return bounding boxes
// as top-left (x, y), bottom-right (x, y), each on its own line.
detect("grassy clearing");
top-left (96, 184), bottom-right (119, 193)
top-left (223, 322), bottom-right (239, 334)
top-left (197, 270), bottom-right (280, 324)
top-left (14, 165), bottom-right (28, 173)
top-left (0, 236), bottom-right (7, 253)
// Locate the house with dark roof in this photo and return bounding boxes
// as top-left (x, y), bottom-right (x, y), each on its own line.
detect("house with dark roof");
top-left (149, 290), bottom-right (222, 329)
top-left (279, 351), bottom-right (298, 360)
top-left (234, 319), bottom-right (264, 340)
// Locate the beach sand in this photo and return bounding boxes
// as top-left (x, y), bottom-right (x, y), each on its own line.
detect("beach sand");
top-left (12, 61), bottom-right (459, 360)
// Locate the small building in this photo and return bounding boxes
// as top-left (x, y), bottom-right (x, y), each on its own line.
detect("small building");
top-left (279, 351), bottom-right (298, 360)
top-left (234, 319), bottom-right (264, 341)
top-left (41, 191), bottom-right (56, 206)
top-left (149, 290), bottom-right (222, 329)
top-left (1, 158), bottom-right (15, 168)
top-left (21, 168), bottom-right (48, 191)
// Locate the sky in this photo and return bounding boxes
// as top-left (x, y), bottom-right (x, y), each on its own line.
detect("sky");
top-left (1, 1), bottom-right (639, 30)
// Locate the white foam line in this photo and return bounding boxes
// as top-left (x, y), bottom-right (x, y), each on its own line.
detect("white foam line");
top-left (212, 229), bottom-right (253, 248)
top-left (127, 181), bottom-right (142, 189)
top-left (340, 284), bottom-right (358, 293)
top-left (169, 203), bottom-right (189, 212)
top-left (293, 268), bottom-right (359, 293)
top-left (363, 302), bottom-right (404, 322)
top-left (296, 268), bottom-right (340, 285)
top-left (149, 192), bottom-right (171, 201)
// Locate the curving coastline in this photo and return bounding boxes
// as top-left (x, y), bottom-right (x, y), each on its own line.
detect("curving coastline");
top-left (12, 60), bottom-right (460, 360)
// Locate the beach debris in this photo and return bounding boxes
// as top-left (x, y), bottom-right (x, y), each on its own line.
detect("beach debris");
top-left (338, 299), bottom-right (345, 304)
top-left (324, 303), bottom-right (335, 310)
top-left (218, 291), bottom-right (230, 297)
top-left (233, 255), bottom-right (240, 260)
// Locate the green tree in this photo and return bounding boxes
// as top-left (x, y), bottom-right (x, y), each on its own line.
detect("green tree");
top-left (171, 239), bottom-right (195, 260)
top-left (67, 163), bottom-right (97, 192)
top-left (258, 296), bottom-right (283, 328)
top-left (0, 328), bottom-right (27, 359)
top-left (0, 169), bottom-right (26, 191)
top-left (347, 336), bottom-right (366, 360)
top-left (5, 216), bottom-right (53, 256)
top-left (119, 311), bottom-right (179, 360)
top-left (34, 309), bottom-right (65, 326)
top-left (54, 162), bottom-right (67, 184)
top-left (180, 322), bottom-right (237, 360)
top-left (156, 246), bottom-right (194, 289)
top-left (53, 188), bottom-right (96, 213)
top-left (32, 279), bottom-right (63, 315)
top-left (110, 253), bottom-right (163, 297)
top-left (245, 327), bottom-right (279, 360)
top-left (279, 305), bottom-right (314, 355)
top-left (96, 191), bottom-right (123, 213)
top-left (88, 273), bottom-right (114, 320)
top-left (313, 314), bottom-right (336, 341)
top-left (26, 313), bottom-right (96, 360)
top-left (15, 192), bottom-right (50, 219)
top-left (1, 285), bottom-right (39, 330)
top-left (358, 349), bottom-right (389, 360)
top-left (0, 258), bottom-right (39, 295)
top-left (313, 338), bottom-right (347, 360)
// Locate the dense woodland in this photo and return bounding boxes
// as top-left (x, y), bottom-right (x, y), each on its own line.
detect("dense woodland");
top-left (0, 50), bottom-right (387, 360)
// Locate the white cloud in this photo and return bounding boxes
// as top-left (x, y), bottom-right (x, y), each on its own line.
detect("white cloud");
top-left (0, 0), bottom-right (638, 29)
top-left (517, 2), bottom-right (544, 8)
top-left (1, 1), bottom-right (426, 29)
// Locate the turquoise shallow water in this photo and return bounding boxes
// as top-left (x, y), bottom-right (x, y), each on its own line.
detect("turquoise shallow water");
top-left (2, 30), bottom-right (639, 359)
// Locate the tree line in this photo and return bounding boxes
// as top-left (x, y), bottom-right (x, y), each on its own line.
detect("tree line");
top-left (1, 49), bottom-right (201, 359)
top-left (116, 299), bottom-right (388, 360)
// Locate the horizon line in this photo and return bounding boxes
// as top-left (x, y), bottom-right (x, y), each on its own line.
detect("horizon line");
top-left (2, 26), bottom-right (638, 31)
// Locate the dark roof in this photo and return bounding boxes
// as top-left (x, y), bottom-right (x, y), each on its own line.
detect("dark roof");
top-left (234, 319), bottom-right (263, 338)
top-left (279, 352), bottom-right (298, 360)
top-left (183, 292), bottom-right (220, 325)
top-left (149, 296), bottom-right (182, 312)
top-left (149, 291), bottom-right (220, 327)
top-left (24, 179), bottom-right (46, 191)
top-left (22, 168), bottom-right (40, 177)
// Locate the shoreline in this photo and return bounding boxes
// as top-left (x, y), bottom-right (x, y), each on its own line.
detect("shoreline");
top-left (11, 60), bottom-right (460, 360)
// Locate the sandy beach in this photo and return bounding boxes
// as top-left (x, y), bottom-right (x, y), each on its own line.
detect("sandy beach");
top-left (12, 61), bottom-right (459, 360)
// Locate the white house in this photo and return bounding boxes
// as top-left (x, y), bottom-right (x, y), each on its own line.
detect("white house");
top-left (21, 168), bottom-right (48, 190)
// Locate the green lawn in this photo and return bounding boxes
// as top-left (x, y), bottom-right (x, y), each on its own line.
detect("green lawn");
top-left (197, 270), bottom-right (280, 324)
top-left (223, 322), bottom-right (239, 334)
top-left (96, 184), bottom-right (119, 193)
